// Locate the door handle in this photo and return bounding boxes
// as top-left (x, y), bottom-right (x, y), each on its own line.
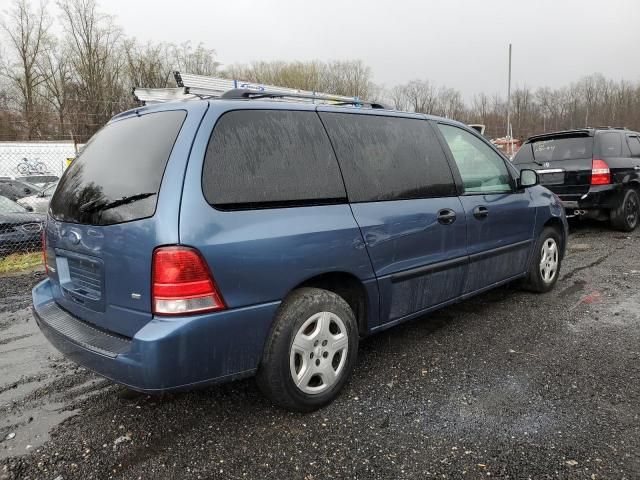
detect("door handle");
top-left (473, 205), bottom-right (489, 219)
top-left (437, 209), bottom-right (456, 225)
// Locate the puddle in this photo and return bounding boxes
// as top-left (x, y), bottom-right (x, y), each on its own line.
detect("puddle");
top-left (0, 307), bottom-right (101, 459)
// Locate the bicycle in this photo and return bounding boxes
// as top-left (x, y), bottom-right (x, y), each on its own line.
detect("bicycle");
top-left (16, 157), bottom-right (48, 175)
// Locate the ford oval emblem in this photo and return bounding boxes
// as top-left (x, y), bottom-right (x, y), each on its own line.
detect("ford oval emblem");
top-left (67, 231), bottom-right (81, 245)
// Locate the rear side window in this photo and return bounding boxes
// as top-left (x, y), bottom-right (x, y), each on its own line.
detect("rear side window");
top-left (319, 113), bottom-right (455, 202)
top-left (50, 110), bottom-right (186, 226)
top-left (596, 132), bottom-right (622, 157)
top-left (202, 110), bottom-right (346, 208)
top-left (628, 136), bottom-right (640, 156)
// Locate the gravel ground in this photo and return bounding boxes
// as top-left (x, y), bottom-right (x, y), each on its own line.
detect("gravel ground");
top-left (1, 220), bottom-right (639, 480)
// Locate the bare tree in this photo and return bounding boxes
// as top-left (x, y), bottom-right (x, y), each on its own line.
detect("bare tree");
top-left (58, 0), bottom-right (126, 140)
top-left (172, 42), bottom-right (219, 77)
top-left (0, 0), bottom-right (51, 139)
top-left (38, 38), bottom-right (73, 136)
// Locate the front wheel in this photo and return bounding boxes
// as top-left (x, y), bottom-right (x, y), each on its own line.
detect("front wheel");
top-left (256, 287), bottom-right (358, 412)
top-left (610, 188), bottom-right (639, 232)
top-left (522, 227), bottom-right (562, 293)
top-left (16, 162), bottom-right (29, 174)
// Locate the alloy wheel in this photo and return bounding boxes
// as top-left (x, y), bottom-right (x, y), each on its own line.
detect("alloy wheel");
top-left (539, 238), bottom-right (559, 283)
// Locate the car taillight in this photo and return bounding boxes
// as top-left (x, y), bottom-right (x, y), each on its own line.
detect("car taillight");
top-left (591, 159), bottom-right (610, 185)
top-left (152, 246), bottom-right (225, 315)
top-left (41, 230), bottom-right (48, 274)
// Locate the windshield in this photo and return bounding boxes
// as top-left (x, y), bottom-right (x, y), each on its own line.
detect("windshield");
top-left (49, 110), bottom-right (187, 226)
top-left (0, 195), bottom-right (28, 213)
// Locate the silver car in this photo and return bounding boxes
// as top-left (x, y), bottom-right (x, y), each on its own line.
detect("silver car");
top-left (17, 182), bottom-right (57, 213)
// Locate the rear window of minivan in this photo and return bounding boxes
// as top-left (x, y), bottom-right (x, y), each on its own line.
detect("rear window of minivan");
top-left (50, 110), bottom-right (186, 226)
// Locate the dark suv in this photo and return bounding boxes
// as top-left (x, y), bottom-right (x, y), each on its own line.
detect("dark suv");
top-left (33, 94), bottom-right (568, 411)
top-left (513, 128), bottom-right (640, 231)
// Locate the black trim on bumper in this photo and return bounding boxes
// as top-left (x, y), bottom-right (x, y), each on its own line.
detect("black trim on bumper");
top-left (34, 302), bottom-right (132, 358)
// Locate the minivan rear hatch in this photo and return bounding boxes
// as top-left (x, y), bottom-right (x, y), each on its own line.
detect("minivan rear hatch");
top-left (513, 131), bottom-right (594, 197)
top-left (45, 106), bottom-right (203, 337)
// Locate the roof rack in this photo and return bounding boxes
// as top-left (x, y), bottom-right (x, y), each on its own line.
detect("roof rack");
top-left (221, 88), bottom-right (388, 109)
top-left (133, 71), bottom-right (387, 109)
top-left (593, 126), bottom-right (628, 130)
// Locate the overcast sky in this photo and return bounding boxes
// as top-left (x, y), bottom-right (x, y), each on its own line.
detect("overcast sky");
top-left (4, 0), bottom-right (640, 100)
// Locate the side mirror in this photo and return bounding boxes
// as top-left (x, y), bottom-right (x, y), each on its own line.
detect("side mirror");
top-left (519, 169), bottom-right (539, 188)
top-left (24, 204), bottom-right (34, 212)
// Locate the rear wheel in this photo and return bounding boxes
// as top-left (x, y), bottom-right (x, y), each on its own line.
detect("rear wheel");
top-left (523, 227), bottom-right (562, 293)
top-left (256, 287), bottom-right (358, 412)
top-left (610, 188), bottom-right (639, 232)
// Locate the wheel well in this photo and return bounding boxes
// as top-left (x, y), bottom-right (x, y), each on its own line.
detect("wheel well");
top-left (296, 272), bottom-right (369, 337)
top-left (543, 217), bottom-right (566, 257)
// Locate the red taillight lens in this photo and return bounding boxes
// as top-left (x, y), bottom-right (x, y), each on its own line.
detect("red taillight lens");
top-left (152, 246), bottom-right (225, 315)
top-left (41, 230), bottom-right (48, 274)
top-left (591, 159), bottom-right (610, 185)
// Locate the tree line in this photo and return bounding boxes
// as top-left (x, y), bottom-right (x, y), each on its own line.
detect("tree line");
top-left (1, 0), bottom-right (639, 143)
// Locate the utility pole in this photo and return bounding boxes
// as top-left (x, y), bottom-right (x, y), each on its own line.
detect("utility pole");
top-left (506, 43), bottom-right (512, 156)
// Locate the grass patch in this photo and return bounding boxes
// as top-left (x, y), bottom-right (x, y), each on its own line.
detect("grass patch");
top-left (0, 252), bottom-right (43, 275)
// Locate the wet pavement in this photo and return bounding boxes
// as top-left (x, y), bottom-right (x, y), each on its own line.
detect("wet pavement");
top-left (1, 220), bottom-right (639, 479)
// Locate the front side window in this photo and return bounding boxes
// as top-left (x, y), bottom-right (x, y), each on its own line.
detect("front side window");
top-left (202, 110), bottom-right (346, 208)
top-left (438, 124), bottom-right (512, 194)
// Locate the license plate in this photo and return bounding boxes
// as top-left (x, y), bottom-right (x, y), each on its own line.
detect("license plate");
top-left (537, 169), bottom-right (565, 186)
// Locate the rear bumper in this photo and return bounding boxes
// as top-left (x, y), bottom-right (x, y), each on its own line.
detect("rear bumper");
top-left (32, 278), bottom-right (280, 392)
top-left (558, 184), bottom-right (620, 211)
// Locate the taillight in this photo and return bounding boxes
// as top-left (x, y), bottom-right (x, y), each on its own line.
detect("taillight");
top-left (41, 230), bottom-right (48, 274)
top-left (152, 246), bottom-right (225, 315)
top-left (591, 159), bottom-right (610, 185)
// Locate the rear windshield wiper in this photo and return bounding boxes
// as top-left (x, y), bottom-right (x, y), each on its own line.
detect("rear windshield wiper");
top-left (79, 192), bottom-right (157, 214)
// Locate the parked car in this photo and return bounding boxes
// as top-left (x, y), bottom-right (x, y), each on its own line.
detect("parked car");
top-left (0, 178), bottom-right (41, 202)
top-left (513, 127), bottom-right (640, 231)
top-left (17, 181), bottom-right (58, 214)
top-left (32, 97), bottom-right (567, 412)
top-left (16, 175), bottom-right (60, 188)
top-left (0, 195), bottom-right (45, 256)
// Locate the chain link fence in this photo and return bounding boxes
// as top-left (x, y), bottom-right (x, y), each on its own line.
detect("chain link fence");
top-left (0, 141), bottom-right (78, 261)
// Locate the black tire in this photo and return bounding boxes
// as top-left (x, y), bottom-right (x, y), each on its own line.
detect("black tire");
top-left (256, 287), bottom-right (358, 412)
top-left (522, 226), bottom-right (563, 293)
top-left (610, 188), bottom-right (639, 232)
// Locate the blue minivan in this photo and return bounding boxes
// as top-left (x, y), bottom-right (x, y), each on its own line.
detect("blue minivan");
top-left (33, 93), bottom-right (568, 411)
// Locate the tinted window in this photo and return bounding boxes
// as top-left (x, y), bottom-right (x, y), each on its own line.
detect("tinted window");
top-left (319, 113), bottom-right (455, 202)
top-left (514, 136), bottom-right (593, 164)
top-left (627, 136), bottom-right (640, 156)
top-left (203, 110), bottom-right (346, 208)
top-left (438, 124), bottom-right (512, 194)
top-left (50, 110), bottom-right (186, 225)
top-left (596, 132), bottom-right (622, 157)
